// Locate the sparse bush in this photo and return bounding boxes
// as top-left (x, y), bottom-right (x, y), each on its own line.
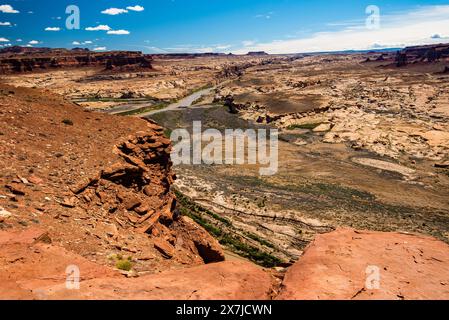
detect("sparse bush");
top-left (115, 259), bottom-right (132, 271)
top-left (109, 253), bottom-right (133, 271)
top-left (164, 128), bottom-right (173, 139)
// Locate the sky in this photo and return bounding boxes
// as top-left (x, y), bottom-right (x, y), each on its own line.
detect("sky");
top-left (0, 0), bottom-right (449, 54)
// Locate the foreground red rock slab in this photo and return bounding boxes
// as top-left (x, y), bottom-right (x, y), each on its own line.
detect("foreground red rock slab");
top-left (278, 228), bottom-right (449, 300)
top-left (36, 261), bottom-right (272, 300)
top-left (0, 228), bottom-right (118, 300)
top-left (0, 228), bottom-right (271, 300)
top-left (3, 227), bottom-right (449, 300)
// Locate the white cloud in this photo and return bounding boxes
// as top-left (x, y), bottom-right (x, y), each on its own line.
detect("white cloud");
top-left (93, 47), bottom-right (107, 51)
top-left (107, 29), bottom-right (130, 35)
top-left (16, 39), bottom-right (22, 42)
top-left (125, 44), bottom-right (168, 53)
top-left (143, 46), bottom-right (167, 53)
top-left (101, 6), bottom-right (143, 15)
top-left (101, 8), bottom-right (128, 15)
top-left (0, 4), bottom-right (19, 13)
top-left (72, 40), bottom-right (93, 46)
top-left (255, 12), bottom-right (274, 19)
top-left (85, 25), bottom-right (111, 31)
top-left (242, 40), bottom-right (256, 47)
top-left (194, 47), bottom-right (215, 53)
top-left (45, 27), bottom-right (61, 31)
top-left (29, 40), bottom-right (39, 45)
top-left (126, 5), bottom-right (144, 12)
top-left (0, 37), bottom-right (9, 42)
top-left (0, 22), bottom-right (11, 26)
top-left (163, 44), bottom-right (233, 53)
top-left (233, 5), bottom-right (449, 54)
top-left (215, 45), bottom-right (231, 50)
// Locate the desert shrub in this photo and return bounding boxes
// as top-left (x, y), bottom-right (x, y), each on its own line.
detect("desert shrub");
top-left (115, 259), bottom-right (132, 271)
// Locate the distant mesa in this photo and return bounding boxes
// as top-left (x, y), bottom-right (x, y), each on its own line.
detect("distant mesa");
top-left (361, 43), bottom-right (449, 72)
top-left (395, 43), bottom-right (449, 67)
top-left (247, 51), bottom-right (269, 56)
top-left (71, 47), bottom-right (90, 52)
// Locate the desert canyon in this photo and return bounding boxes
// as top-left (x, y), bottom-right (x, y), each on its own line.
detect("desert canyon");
top-left (0, 44), bottom-right (449, 300)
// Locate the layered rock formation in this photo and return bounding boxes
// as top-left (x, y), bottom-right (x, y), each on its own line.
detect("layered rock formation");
top-left (0, 84), bottom-right (222, 273)
top-left (0, 47), bottom-right (152, 74)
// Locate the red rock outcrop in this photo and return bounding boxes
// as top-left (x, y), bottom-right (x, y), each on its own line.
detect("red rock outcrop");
top-left (0, 228), bottom-right (267, 300)
top-left (278, 228), bottom-right (449, 300)
top-left (0, 84), bottom-right (223, 272)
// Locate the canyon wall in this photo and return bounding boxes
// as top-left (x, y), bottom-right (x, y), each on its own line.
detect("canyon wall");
top-left (0, 47), bottom-right (153, 73)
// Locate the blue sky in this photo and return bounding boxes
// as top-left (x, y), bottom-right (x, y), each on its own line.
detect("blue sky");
top-left (1, 0), bottom-right (449, 53)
